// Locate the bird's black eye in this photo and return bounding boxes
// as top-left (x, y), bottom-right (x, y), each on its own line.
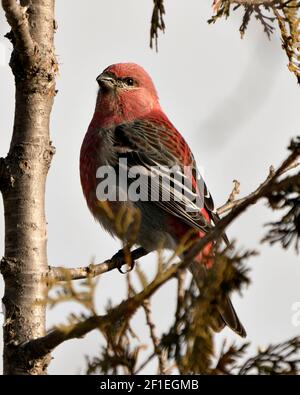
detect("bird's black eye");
top-left (123, 77), bottom-right (135, 86)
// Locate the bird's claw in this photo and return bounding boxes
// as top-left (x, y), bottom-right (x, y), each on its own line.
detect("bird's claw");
top-left (112, 248), bottom-right (135, 274)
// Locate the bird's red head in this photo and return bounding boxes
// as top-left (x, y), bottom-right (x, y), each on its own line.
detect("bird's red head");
top-left (93, 63), bottom-right (160, 127)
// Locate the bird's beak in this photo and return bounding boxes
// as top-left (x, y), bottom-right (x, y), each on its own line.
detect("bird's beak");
top-left (96, 73), bottom-right (116, 91)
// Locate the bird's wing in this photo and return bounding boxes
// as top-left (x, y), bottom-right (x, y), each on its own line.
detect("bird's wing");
top-left (110, 110), bottom-right (217, 234)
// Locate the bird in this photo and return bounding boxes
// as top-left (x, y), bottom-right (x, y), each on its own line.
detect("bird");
top-left (80, 62), bottom-right (246, 337)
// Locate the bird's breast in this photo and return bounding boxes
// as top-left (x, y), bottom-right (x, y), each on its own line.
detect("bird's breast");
top-left (80, 125), bottom-right (126, 231)
top-left (80, 127), bottom-right (107, 212)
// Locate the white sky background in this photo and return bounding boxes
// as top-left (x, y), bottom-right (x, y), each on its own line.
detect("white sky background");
top-left (0, 0), bottom-right (300, 374)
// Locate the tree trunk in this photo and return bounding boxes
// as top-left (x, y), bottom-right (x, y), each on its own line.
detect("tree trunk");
top-left (0, 0), bottom-right (57, 374)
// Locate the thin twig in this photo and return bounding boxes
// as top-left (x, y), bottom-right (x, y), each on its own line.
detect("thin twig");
top-left (143, 299), bottom-right (167, 374)
top-left (217, 157), bottom-right (300, 215)
top-left (134, 352), bottom-right (156, 375)
top-left (227, 180), bottom-right (241, 203)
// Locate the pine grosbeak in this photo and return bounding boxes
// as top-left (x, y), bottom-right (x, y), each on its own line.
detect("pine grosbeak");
top-left (80, 63), bottom-right (246, 337)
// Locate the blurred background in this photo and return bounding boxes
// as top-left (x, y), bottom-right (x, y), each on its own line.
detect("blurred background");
top-left (0, 0), bottom-right (299, 374)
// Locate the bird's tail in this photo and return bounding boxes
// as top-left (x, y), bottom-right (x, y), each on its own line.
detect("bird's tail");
top-left (189, 261), bottom-right (247, 338)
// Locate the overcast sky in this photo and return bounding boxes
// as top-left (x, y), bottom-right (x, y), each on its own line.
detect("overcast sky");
top-left (0, 0), bottom-right (300, 374)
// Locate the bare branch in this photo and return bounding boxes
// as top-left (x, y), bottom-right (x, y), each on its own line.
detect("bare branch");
top-left (1, 0), bottom-right (34, 59)
top-left (23, 259), bottom-right (189, 359)
top-left (22, 315), bottom-right (108, 360)
top-left (217, 157), bottom-right (300, 215)
top-left (217, 167), bottom-right (275, 215)
top-left (49, 247), bottom-right (149, 282)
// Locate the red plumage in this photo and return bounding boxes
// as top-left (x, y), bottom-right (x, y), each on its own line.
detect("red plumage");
top-left (80, 63), bottom-right (246, 337)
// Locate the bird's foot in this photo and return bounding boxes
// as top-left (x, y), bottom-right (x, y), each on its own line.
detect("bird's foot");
top-left (112, 247), bottom-right (135, 274)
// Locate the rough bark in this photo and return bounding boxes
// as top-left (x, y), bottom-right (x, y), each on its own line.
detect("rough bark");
top-left (0, 0), bottom-right (57, 374)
